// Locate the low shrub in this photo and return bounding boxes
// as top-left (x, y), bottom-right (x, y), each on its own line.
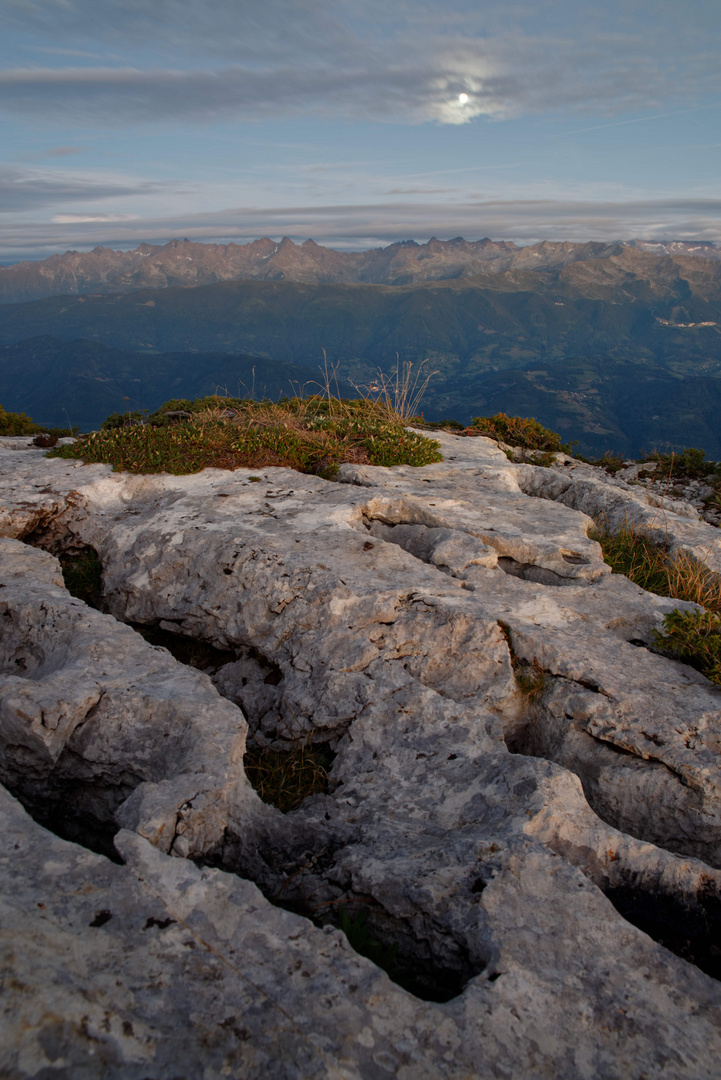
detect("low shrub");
top-left (48, 395), bottom-right (443, 477)
top-left (653, 609), bottom-right (721, 686)
top-left (643, 447), bottom-right (717, 481)
top-left (0, 402), bottom-right (74, 438)
top-left (470, 412), bottom-right (572, 453)
top-left (0, 403), bottom-right (37, 436)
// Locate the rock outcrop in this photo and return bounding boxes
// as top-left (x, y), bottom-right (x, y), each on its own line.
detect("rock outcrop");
top-left (1, 431), bottom-right (721, 1078)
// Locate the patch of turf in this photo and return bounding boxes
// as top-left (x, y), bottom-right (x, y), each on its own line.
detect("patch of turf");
top-left (48, 395), bottom-right (442, 477)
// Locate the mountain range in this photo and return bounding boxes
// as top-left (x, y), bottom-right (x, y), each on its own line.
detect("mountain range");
top-left (1, 236), bottom-right (720, 304)
top-left (1, 237), bottom-right (720, 458)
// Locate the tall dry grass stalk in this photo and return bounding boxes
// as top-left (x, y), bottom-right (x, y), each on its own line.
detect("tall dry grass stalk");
top-left (351, 357), bottom-right (438, 422)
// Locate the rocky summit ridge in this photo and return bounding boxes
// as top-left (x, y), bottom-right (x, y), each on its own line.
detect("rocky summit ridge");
top-left (1, 432), bottom-right (721, 1077)
top-left (1, 235), bottom-right (720, 303)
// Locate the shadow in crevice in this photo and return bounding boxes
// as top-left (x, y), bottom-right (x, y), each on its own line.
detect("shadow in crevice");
top-left (205, 819), bottom-right (485, 1003)
top-left (130, 621), bottom-right (238, 674)
top-left (605, 876), bottom-right (721, 981)
top-left (504, 686), bottom-right (721, 981)
top-left (1, 769), bottom-right (126, 864)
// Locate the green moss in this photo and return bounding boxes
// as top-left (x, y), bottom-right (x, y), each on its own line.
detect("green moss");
top-left (59, 547), bottom-right (103, 609)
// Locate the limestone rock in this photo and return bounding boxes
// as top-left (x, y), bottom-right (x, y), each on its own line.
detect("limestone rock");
top-left (2, 432), bottom-right (721, 1076)
top-left (0, 536), bottom-right (262, 858)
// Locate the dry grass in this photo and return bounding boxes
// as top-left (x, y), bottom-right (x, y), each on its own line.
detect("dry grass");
top-left (589, 520), bottom-right (721, 615)
top-left (243, 735), bottom-right (334, 814)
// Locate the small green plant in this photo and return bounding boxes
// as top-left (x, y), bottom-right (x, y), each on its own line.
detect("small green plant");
top-left (337, 907), bottom-right (400, 970)
top-left (244, 737), bottom-right (334, 813)
top-left (653, 609), bottom-right (721, 686)
top-left (498, 620), bottom-right (546, 701)
top-left (59, 546), bottom-right (103, 609)
top-left (470, 413), bottom-right (572, 454)
top-left (516, 657), bottom-right (546, 701)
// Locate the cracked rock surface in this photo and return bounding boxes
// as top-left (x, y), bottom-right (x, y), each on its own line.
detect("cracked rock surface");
top-left (1, 431), bottom-right (721, 1077)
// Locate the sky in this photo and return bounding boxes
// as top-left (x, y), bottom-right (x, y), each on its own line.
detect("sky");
top-left (0, 0), bottom-right (720, 262)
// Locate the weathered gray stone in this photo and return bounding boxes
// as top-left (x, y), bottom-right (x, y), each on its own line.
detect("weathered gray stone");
top-left (0, 536), bottom-right (262, 858)
top-left (2, 432), bottom-right (721, 1077)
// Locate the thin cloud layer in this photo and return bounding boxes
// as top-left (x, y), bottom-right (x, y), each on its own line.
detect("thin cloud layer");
top-left (0, 166), bottom-right (164, 213)
top-left (2, 197), bottom-right (720, 260)
top-left (1, 1), bottom-right (719, 126)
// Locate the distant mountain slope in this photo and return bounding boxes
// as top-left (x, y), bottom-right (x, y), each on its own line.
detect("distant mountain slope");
top-left (433, 356), bottom-right (721, 459)
top-left (1, 235), bottom-right (720, 303)
top-left (0, 278), bottom-right (718, 376)
top-left (1, 263), bottom-right (720, 457)
top-left (0, 337), bottom-right (327, 431)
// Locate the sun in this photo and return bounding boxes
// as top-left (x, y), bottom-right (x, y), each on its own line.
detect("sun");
top-left (458, 93), bottom-right (469, 104)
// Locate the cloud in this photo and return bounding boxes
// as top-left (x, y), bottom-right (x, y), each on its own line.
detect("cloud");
top-left (52, 214), bottom-right (136, 223)
top-left (0, 166), bottom-right (165, 213)
top-left (46, 146), bottom-right (82, 157)
top-left (1, 1), bottom-right (719, 126)
top-left (2, 196), bottom-right (720, 260)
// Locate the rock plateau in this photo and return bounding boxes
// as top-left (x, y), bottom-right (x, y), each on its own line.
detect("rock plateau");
top-left (1, 431), bottom-right (721, 1078)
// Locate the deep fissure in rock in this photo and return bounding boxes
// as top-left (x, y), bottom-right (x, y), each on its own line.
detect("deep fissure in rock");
top-left (206, 821), bottom-right (484, 1003)
top-left (504, 685), bottom-right (721, 980)
top-left (130, 621), bottom-right (238, 674)
top-left (0, 763), bottom-right (126, 863)
top-left (105, 612), bottom-right (482, 1003)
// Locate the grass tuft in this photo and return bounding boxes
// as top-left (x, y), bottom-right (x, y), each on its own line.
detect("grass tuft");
top-left (244, 737), bottom-right (334, 814)
top-left (589, 521), bottom-right (721, 612)
top-left (48, 394), bottom-right (442, 477)
top-left (591, 520), bottom-right (721, 685)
